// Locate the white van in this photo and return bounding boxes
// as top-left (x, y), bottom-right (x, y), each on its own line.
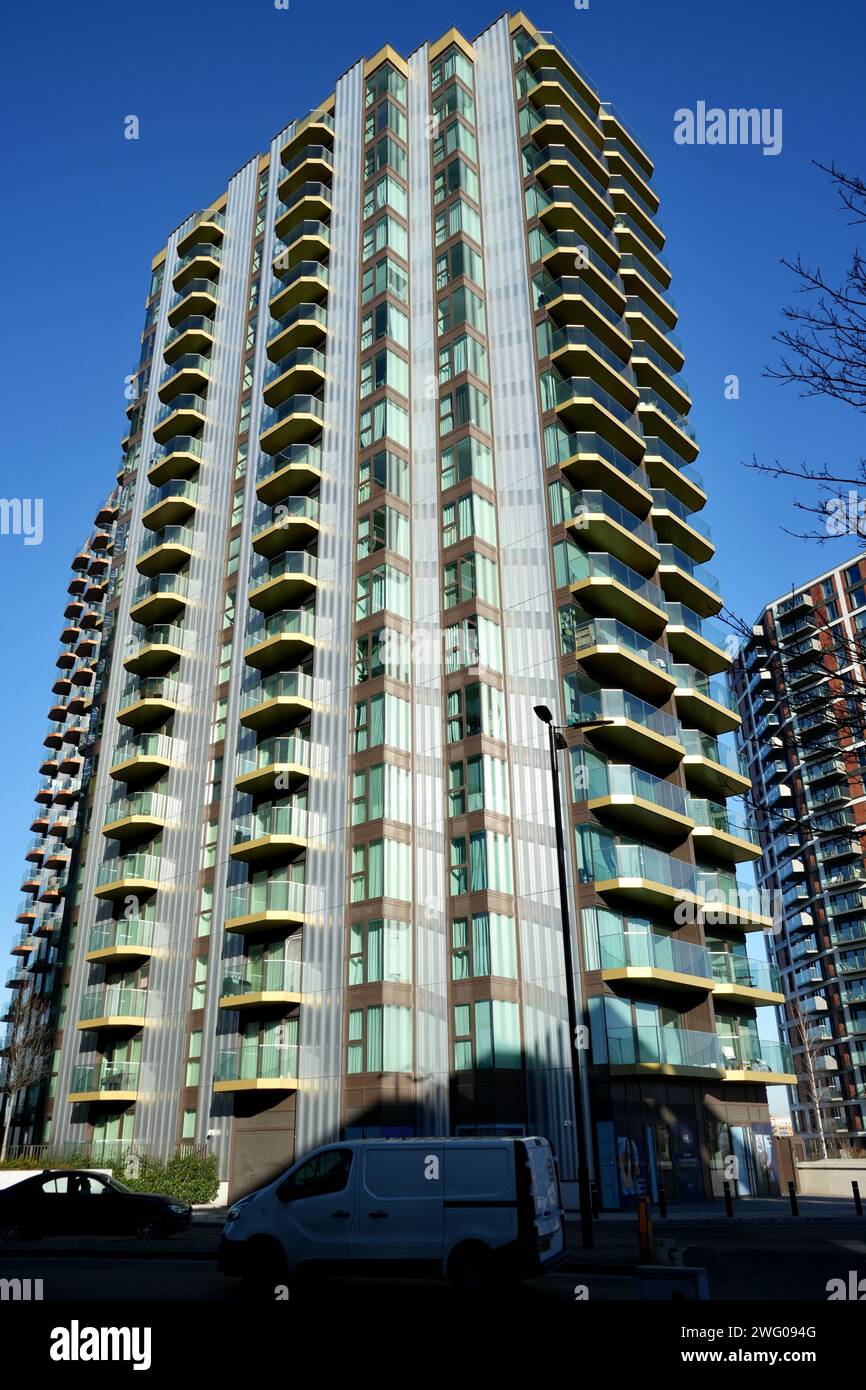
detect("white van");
top-left (218, 1136), bottom-right (564, 1290)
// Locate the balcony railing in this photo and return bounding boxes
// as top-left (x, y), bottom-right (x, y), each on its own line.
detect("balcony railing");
top-left (226, 876), bottom-right (306, 923)
top-left (245, 607), bottom-right (316, 645)
top-left (79, 984), bottom-right (148, 1022)
top-left (69, 1061), bottom-right (140, 1094)
top-left (220, 957), bottom-right (302, 998)
top-left (215, 1043), bottom-right (299, 1083)
top-left (688, 798), bottom-right (760, 846)
top-left (565, 684), bottom-right (680, 742)
top-left (96, 853), bottom-right (164, 889)
top-left (88, 919), bottom-right (155, 955)
top-left (606, 1023), bottom-right (722, 1070)
top-left (599, 922), bottom-right (711, 980)
top-left (236, 734), bottom-right (311, 779)
top-left (232, 801), bottom-right (309, 846)
top-left (241, 670), bottom-right (315, 708)
top-left (709, 953), bottom-right (781, 994)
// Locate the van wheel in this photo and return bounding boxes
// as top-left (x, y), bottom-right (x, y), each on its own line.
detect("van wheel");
top-left (241, 1238), bottom-right (289, 1300)
top-left (447, 1242), bottom-right (497, 1293)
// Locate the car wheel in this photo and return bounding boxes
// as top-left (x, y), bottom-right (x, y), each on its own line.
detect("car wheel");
top-left (240, 1238), bottom-right (289, 1300)
top-left (136, 1213), bottom-right (167, 1240)
top-left (447, 1242), bottom-right (497, 1293)
top-left (0, 1217), bottom-right (27, 1242)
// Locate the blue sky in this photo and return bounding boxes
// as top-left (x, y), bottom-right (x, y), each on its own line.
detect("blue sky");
top-left (0, 0), bottom-right (863, 1010)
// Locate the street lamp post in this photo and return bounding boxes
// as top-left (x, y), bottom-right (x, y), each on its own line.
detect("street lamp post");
top-left (534, 703), bottom-right (595, 1250)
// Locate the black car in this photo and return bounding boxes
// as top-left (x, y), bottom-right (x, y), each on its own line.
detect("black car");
top-left (0, 1169), bottom-right (192, 1241)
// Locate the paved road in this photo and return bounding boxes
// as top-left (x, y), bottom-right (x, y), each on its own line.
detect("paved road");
top-left (681, 1220), bottom-right (866, 1301)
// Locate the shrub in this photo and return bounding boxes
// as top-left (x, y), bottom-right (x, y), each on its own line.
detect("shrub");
top-left (114, 1150), bottom-right (220, 1206)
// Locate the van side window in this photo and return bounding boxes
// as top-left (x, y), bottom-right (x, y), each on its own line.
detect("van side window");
top-left (277, 1149), bottom-right (353, 1202)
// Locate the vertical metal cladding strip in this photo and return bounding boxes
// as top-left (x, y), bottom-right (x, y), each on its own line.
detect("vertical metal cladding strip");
top-left (408, 43), bottom-right (450, 1134)
top-left (294, 62), bottom-right (363, 1156)
top-left (474, 16), bottom-right (580, 1178)
top-left (51, 233), bottom-right (180, 1146)
top-left (134, 160), bottom-right (259, 1154)
top-left (194, 156), bottom-right (267, 1172)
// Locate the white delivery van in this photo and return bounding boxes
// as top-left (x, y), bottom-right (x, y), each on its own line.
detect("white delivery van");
top-left (218, 1136), bottom-right (564, 1290)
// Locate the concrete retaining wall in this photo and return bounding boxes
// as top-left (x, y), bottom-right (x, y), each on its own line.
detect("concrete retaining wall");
top-left (797, 1159), bottom-right (866, 1198)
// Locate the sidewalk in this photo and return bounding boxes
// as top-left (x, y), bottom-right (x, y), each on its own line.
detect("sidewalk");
top-left (566, 1193), bottom-right (862, 1225)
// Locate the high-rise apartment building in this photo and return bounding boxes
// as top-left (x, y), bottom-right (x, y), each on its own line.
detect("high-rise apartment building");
top-left (733, 556), bottom-right (866, 1152)
top-left (4, 11), bottom-right (790, 1205)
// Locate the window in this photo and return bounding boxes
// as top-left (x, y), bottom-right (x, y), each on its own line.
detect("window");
top-left (441, 436), bottom-right (494, 490)
top-left (348, 918), bottom-right (413, 984)
top-left (354, 626), bottom-right (409, 684)
top-left (453, 1000), bottom-right (520, 1070)
top-left (438, 332), bottom-right (488, 383)
top-left (439, 383), bottom-right (490, 437)
top-left (182, 1110), bottom-right (196, 1141)
top-left (434, 157), bottom-right (479, 205)
top-left (361, 300), bottom-right (409, 351)
top-left (357, 504), bottom-right (409, 559)
top-left (362, 256), bottom-right (409, 305)
top-left (360, 348), bottom-right (409, 400)
top-left (186, 1031), bottom-right (202, 1086)
top-left (434, 196), bottom-right (482, 248)
top-left (351, 762), bottom-right (411, 825)
top-left (350, 837), bottom-right (411, 902)
top-left (451, 913), bottom-right (517, 979)
top-left (444, 614), bottom-right (503, 673)
top-left (446, 681), bottom-right (505, 743)
top-left (347, 1005), bottom-right (413, 1073)
top-left (433, 119), bottom-right (477, 166)
top-left (436, 237), bottom-right (485, 288)
top-left (447, 753), bottom-right (510, 815)
top-left (355, 563), bottom-right (409, 620)
top-left (432, 82), bottom-right (475, 125)
top-left (278, 1149), bottom-right (353, 1200)
top-left (431, 46), bottom-right (474, 92)
top-left (363, 174), bottom-right (408, 220)
top-left (365, 63), bottom-right (407, 109)
top-left (365, 99), bottom-right (407, 143)
top-left (354, 692), bottom-right (411, 752)
top-left (438, 284), bottom-right (486, 336)
top-left (363, 213), bottom-right (408, 262)
top-left (358, 449), bottom-right (409, 503)
top-left (441, 491), bottom-right (497, 547)
top-left (364, 136), bottom-right (407, 179)
top-left (449, 830), bottom-right (513, 895)
top-left (359, 397), bottom-right (410, 449)
top-left (443, 551), bottom-right (499, 609)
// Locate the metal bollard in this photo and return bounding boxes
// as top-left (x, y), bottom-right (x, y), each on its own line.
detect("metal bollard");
top-left (590, 1180), bottom-right (600, 1220)
top-left (722, 1180), bottom-right (734, 1218)
top-left (854, 1181), bottom-right (863, 1217)
top-left (658, 1184), bottom-right (668, 1219)
top-left (788, 1180), bottom-right (799, 1216)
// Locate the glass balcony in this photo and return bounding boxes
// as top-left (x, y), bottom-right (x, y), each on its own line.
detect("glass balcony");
top-left (103, 788), bottom-right (171, 839)
top-left (563, 484), bottom-right (655, 564)
top-left (657, 543), bottom-right (721, 618)
top-left (129, 573), bottom-right (190, 625)
top-left (277, 144), bottom-right (334, 198)
top-left (235, 733), bottom-right (311, 795)
top-left (123, 624), bottom-right (186, 676)
top-left (698, 871), bottom-right (776, 930)
top-left (523, 140), bottom-right (612, 225)
top-left (638, 389), bottom-right (698, 459)
top-left (606, 1023), bottom-right (723, 1073)
top-left (565, 611), bottom-right (675, 703)
top-left (158, 353), bottom-right (211, 402)
top-left (239, 669), bottom-right (315, 732)
top-left (535, 272), bottom-right (628, 346)
top-left (68, 1061), bottom-right (140, 1100)
top-left (273, 220), bottom-right (331, 276)
top-left (552, 429), bottom-right (651, 514)
top-left (719, 1036), bottom-right (796, 1081)
top-left (564, 678), bottom-right (681, 768)
top-left (86, 918), bottom-right (155, 963)
top-left (248, 550), bottom-right (318, 610)
top-left (269, 261), bottom-right (329, 320)
top-left (95, 852), bottom-right (164, 900)
top-left (143, 477), bottom-right (199, 529)
top-left (214, 1043), bottom-right (299, 1091)
top-left (137, 524), bottom-right (195, 576)
top-left (587, 761), bottom-right (692, 839)
top-left (625, 296), bottom-right (684, 369)
top-left (176, 208), bottom-right (225, 256)
top-left (665, 604), bottom-right (730, 675)
top-left (117, 675), bottom-right (180, 727)
top-left (550, 375), bottom-right (643, 460)
top-left (244, 608), bottom-right (317, 670)
top-left (167, 278), bottom-right (218, 326)
top-left (225, 876), bottom-right (306, 933)
top-left (163, 316), bottom-right (216, 364)
top-left (218, 956), bottom-right (303, 1009)
top-left (588, 840), bottom-right (698, 915)
top-left (599, 919), bottom-right (713, 988)
top-left (274, 183), bottom-right (333, 239)
top-left (230, 800), bottom-right (309, 862)
top-left (172, 242), bottom-right (221, 292)
top-left (78, 984), bottom-right (148, 1028)
top-left (679, 728), bottom-right (750, 798)
top-left (521, 102), bottom-right (608, 185)
top-left (262, 347), bottom-right (327, 407)
top-left (279, 110), bottom-right (334, 164)
top-left (259, 394), bottom-right (325, 455)
top-left (689, 797), bottom-right (761, 862)
top-left (256, 442), bottom-right (323, 504)
top-left (527, 181), bottom-right (617, 265)
top-left (252, 494), bottom-right (320, 556)
top-left (525, 63), bottom-right (602, 140)
top-left (566, 548), bottom-right (666, 636)
top-left (709, 951), bottom-right (781, 1000)
top-left (148, 435), bottom-right (203, 487)
top-left (153, 393), bottom-right (207, 444)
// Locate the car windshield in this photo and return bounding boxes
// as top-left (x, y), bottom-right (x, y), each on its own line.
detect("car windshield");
top-left (106, 1177), bottom-right (133, 1194)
